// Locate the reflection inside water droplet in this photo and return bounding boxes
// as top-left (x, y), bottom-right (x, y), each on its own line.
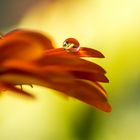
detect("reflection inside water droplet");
top-left (63, 38), bottom-right (80, 53)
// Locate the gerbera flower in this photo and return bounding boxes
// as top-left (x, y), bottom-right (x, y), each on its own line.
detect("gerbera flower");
top-left (0, 29), bottom-right (111, 112)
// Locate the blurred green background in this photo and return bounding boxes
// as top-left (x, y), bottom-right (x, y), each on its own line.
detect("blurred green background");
top-left (0, 0), bottom-right (140, 140)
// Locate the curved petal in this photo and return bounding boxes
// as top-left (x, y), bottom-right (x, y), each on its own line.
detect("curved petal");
top-left (0, 60), bottom-right (75, 84)
top-left (44, 47), bottom-right (105, 58)
top-left (78, 47), bottom-right (105, 58)
top-left (93, 82), bottom-right (107, 95)
top-left (0, 59), bottom-right (111, 112)
top-left (40, 80), bottom-right (111, 112)
top-left (5, 29), bottom-right (55, 50)
top-left (0, 73), bottom-right (111, 112)
top-left (36, 55), bottom-right (106, 74)
top-left (44, 48), bottom-right (64, 56)
top-left (71, 71), bottom-right (109, 83)
top-left (0, 29), bottom-right (54, 61)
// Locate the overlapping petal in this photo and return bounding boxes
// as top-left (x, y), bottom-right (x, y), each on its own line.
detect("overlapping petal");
top-left (0, 60), bottom-right (110, 112)
top-left (46, 80), bottom-right (111, 112)
top-left (71, 71), bottom-right (109, 83)
top-left (0, 29), bottom-right (111, 112)
top-left (0, 29), bottom-right (54, 61)
top-left (44, 47), bottom-right (105, 58)
top-left (35, 55), bottom-right (106, 74)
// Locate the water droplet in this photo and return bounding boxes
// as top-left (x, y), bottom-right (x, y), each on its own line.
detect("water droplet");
top-left (63, 38), bottom-right (80, 53)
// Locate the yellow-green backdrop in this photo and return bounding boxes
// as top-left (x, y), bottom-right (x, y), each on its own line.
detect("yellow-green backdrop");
top-left (0, 0), bottom-right (140, 140)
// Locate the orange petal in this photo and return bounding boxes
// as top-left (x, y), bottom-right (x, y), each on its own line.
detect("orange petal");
top-left (78, 47), bottom-right (105, 58)
top-left (0, 74), bottom-right (111, 112)
top-left (0, 60), bottom-right (75, 84)
top-left (5, 29), bottom-right (54, 50)
top-left (0, 82), bottom-right (7, 91)
top-left (36, 55), bottom-right (106, 74)
top-left (71, 71), bottom-right (109, 83)
top-left (43, 80), bottom-right (111, 112)
top-left (0, 61), bottom-right (111, 112)
top-left (1, 59), bottom-right (108, 94)
top-left (93, 82), bottom-right (107, 95)
top-left (44, 47), bottom-right (105, 58)
top-left (0, 29), bottom-right (54, 61)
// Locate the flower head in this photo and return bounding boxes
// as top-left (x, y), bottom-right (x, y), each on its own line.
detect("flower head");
top-left (0, 29), bottom-right (111, 112)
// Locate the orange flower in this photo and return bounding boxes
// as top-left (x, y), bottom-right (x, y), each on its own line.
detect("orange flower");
top-left (0, 29), bottom-right (111, 112)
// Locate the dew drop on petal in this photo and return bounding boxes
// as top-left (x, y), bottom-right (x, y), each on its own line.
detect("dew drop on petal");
top-left (63, 38), bottom-right (80, 53)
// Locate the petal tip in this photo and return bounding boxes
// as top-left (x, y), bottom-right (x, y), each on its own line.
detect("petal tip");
top-left (102, 103), bottom-right (112, 112)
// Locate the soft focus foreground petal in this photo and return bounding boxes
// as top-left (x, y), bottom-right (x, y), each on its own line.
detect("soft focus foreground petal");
top-left (5, 29), bottom-right (55, 50)
top-left (36, 55), bottom-right (106, 74)
top-left (44, 47), bottom-right (104, 58)
top-left (0, 69), bottom-right (71, 98)
top-left (0, 60), bottom-right (75, 84)
top-left (0, 67), bottom-right (74, 99)
top-left (0, 82), bottom-right (6, 92)
top-left (0, 29), bottom-right (54, 61)
top-left (0, 60), bottom-right (76, 98)
top-left (0, 82), bottom-right (34, 98)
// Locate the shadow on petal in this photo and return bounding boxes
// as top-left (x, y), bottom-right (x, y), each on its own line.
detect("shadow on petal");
top-left (0, 82), bottom-right (35, 98)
